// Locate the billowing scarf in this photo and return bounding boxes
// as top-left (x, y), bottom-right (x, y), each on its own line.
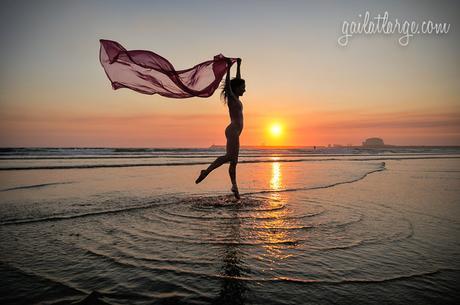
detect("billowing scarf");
top-left (99, 39), bottom-right (236, 98)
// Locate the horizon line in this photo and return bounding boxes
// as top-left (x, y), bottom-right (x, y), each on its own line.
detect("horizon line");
top-left (1, 145), bottom-right (460, 149)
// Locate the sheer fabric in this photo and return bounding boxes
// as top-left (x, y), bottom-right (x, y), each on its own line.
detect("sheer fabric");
top-left (99, 39), bottom-right (236, 98)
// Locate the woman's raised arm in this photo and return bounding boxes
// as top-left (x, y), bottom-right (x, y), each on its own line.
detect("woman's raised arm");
top-left (225, 58), bottom-right (236, 99)
top-left (236, 58), bottom-right (242, 79)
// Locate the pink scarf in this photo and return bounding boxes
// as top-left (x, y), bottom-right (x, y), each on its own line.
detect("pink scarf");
top-left (99, 39), bottom-right (237, 98)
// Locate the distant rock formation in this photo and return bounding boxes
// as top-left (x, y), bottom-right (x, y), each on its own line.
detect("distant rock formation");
top-left (362, 137), bottom-right (385, 147)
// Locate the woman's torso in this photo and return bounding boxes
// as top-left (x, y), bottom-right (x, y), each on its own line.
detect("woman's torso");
top-left (227, 97), bottom-right (243, 134)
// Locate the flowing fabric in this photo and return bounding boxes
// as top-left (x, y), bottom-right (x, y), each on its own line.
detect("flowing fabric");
top-left (99, 39), bottom-right (237, 98)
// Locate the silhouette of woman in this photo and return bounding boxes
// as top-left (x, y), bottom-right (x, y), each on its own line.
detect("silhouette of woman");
top-left (195, 58), bottom-right (245, 199)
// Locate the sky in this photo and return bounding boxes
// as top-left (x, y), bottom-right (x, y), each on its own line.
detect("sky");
top-left (0, 0), bottom-right (459, 147)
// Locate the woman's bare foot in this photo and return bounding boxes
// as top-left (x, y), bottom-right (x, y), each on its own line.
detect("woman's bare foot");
top-left (231, 185), bottom-right (240, 200)
top-left (195, 170), bottom-right (208, 184)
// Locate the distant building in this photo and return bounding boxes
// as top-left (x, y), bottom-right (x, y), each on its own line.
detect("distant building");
top-left (362, 137), bottom-right (385, 147)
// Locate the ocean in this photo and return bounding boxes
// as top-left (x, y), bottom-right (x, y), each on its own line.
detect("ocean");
top-left (0, 147), bottom-right (459, 304)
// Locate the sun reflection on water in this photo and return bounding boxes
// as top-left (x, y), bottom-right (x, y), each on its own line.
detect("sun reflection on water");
top-left (254, 161), bottom-right (297, 259)
top-left (270, 161), bottom-right (282, 191)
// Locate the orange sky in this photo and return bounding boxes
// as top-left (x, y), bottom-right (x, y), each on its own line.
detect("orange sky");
top-left (0, 1), bottom-right (459, 147)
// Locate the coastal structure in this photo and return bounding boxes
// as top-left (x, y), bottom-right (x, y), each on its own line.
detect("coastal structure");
top-left (362, 137), bottom-right (385, 147)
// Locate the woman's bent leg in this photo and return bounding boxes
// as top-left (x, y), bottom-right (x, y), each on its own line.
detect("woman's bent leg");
top-left (195, 155), bottom-right (230, 184)
top-left (196, 126), bottom-right (239, 186)
top-left (206, 155), bottom-right (230, 173)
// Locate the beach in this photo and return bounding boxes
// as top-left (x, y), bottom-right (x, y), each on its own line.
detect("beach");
top-left (0, 148), bottom-right (459, 304)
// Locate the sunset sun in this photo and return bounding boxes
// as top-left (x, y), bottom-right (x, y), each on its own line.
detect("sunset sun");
top-left (269, 123), bottom-right (283, 138)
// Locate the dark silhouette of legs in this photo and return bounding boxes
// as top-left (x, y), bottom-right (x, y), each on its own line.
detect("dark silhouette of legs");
top-left (196, 126), bottom-right (240, 199)
top-left (195, 155), bottom-right (229, 184)
top-left (207, 155), bottom-right (231, 173)
top-left (195, 154), bottom-right (234, 183)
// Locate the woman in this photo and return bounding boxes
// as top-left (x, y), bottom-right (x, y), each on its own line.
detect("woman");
top-left (195, 58), bottom-right (246, 199)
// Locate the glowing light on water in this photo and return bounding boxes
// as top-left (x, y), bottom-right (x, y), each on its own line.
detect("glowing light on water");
top-left (270, 162), bottom-right (282, 191)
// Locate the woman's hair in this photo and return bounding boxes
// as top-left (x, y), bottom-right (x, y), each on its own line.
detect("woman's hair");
top-left (220, 78), bottom-right (245, 104)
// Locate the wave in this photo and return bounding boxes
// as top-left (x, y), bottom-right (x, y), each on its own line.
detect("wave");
top-left (170, 267), bottom-right (460, 286)
top-left (1, 181), bottom-right (74, 192)
top-left (79, 232), bottom-right (458, 282)
top-left (0, 261), bottom-right (86, 295)
top-left (61, 291), bottom-right (112, 305)
top-left (245, 162), bottom-right (386, 196)
top-left (80, 247), bottom-right (212, 297)
top-left (156, 206), bottom-right (323, 221)
top-left (0, 199), bottom-right (171, 226)
top-left (0, 147), bottom-right (214, 155)
top-left (1, 146), bottom-right (459, 154)
top-left (127, 226), bottom-right (302, 246)
top-left (269, 268), bottom-right (460, 285)
top-left (2, 152), bottom-right (457, 160)
top-left (321, 213), bottom-right (364, 230)
top-left (29, 246), bottom-right (458, 290)
top-left (1, 156), bottom-right (458, 171)
top-left (0, 155), bottom-right (217, 160)
top-left (0, 164), bottom-right (385, 226)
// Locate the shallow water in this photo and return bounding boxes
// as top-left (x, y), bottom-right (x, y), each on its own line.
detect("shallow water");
top-left (0, 148), bottom-right (459, 304)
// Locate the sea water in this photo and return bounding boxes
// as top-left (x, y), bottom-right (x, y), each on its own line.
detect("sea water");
top-left (0, 147), bottom-right (459, 304)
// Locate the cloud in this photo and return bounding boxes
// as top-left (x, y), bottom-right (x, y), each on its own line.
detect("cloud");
top-left (313, 111), bottom-right (460, 131)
